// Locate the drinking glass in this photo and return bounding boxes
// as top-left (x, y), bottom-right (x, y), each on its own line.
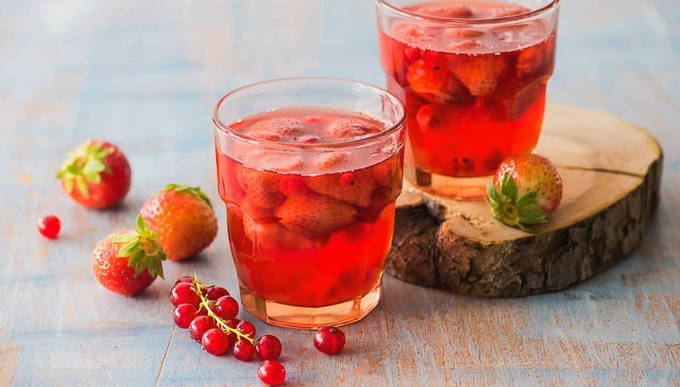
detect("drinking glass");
top-left (212, 77), bottom-right (405, 329)
top-left (375, 0), bottom-right (560, 199)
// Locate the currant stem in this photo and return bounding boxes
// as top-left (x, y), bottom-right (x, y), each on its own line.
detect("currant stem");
top-left (190, 276), bottom-right (255, 345)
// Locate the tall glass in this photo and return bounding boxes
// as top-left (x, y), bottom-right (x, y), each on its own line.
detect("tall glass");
top-left (212, 78), bottom-right (405, 329)
top-left (375, 0), bottom-right (560, 199)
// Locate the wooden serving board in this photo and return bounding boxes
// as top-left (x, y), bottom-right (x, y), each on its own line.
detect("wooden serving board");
top-left (387, 105), bottom-right (663, 297)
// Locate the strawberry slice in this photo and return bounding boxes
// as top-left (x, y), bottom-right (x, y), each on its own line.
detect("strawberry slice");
top-left (495, 81), bottom-right (545, 121)
top-left (276, 193), bottom-right (357, 237)
top-left (244, 222), bottom-right (327, 251)
top-left (236, 167), bottom-right (285, 209)
top-left (327, 118), bottom-right (382, 139)
top-left (245, 118), bottom-right (304, 142)
top-left (407, 59), bottom-right (469, 104)
top-left (314, 152), bottom-right (352, 170)
top-left (448, 55), bottom-right (508, 97)
top-left (306, 170), bottom-right (375, 207)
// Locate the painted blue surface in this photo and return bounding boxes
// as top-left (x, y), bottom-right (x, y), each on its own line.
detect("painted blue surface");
top-left (1, 0), bottom-right (679, 386)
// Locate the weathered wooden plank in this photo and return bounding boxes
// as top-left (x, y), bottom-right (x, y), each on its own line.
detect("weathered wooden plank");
top-left (1, 0), bottom-right (679, 386)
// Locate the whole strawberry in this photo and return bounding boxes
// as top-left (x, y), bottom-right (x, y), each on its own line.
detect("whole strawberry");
top-left (140, 184), bottom-right (217, 261)
top-left (57, 140), bottom-right (131, 209)
top-left (487, 153), bottom-right (563, 231)
top-left (92, 216), bottom-right (166, 296)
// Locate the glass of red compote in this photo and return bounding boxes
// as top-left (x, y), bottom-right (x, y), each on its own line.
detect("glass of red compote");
top-left (212, 78), bottom-right (405, 329)
top-left (375, 0), bottom-right (560, 199)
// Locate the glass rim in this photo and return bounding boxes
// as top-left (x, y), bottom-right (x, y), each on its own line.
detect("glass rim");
top-left (375, 0), bottom-right (560, 25)
top-left (212, 76), bottom-right (406, 151)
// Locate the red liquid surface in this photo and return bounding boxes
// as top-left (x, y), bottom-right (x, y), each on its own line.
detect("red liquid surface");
top-left (216, 108), bottom-right (403, 307)
top-left (379, 0), bottom-right (556, 177)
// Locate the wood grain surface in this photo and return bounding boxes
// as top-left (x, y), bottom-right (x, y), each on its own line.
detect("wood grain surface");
top-left (1, 0), bottom-right (678, 386)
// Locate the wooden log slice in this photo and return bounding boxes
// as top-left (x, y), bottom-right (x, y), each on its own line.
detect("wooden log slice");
top-left (387, 105), bottom-right (663, 297)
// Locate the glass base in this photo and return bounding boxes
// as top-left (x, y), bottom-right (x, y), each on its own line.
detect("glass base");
top-left (406, 165), bottom-right (491, 200)
top-left (240, 282), bottom-right (382, 330)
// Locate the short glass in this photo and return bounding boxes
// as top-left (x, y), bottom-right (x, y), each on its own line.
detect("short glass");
top-left (212, 78), bottom-right (405, 329)
top-left (375, 0), bottom-right (560, 199)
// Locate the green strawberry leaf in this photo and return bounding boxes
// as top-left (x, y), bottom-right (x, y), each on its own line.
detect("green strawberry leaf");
top-left (486, 174), bottom-right (548, 232)
top-left (116, 216), bottom-right (167, 278)
top-left (516, 191), bottom-right (538, 209)
top-left (163, 183), bottom-right (212, 207)
top-left (56, 140), bottom-right (115, 197)
top-left (501, 174), bottom-right (518, 201)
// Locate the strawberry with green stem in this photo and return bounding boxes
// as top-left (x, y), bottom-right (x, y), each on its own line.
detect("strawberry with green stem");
top-left (487, 153), bottom-right (563, 231)
top-left (140, 184), bottom-right (218, 261)
top-left (57, 140), bottom-right (131, 208)
top-left (92, 216), bottom-right (166, 296)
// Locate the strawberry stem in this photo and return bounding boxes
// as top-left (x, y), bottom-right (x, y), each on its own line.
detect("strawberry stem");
top-left (486, 174), bottom-right (548, 232)
top-left (190, 275), bottom-right (255, 344)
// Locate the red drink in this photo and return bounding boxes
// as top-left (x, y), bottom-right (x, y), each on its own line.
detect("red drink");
top-left (212, 78), bottom-right (405, 328)
top-left (376, 0), bottom-right (560, 199)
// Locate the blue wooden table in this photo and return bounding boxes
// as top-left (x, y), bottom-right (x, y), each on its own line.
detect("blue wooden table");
top-left (1, 1), bottom-right (679, 385)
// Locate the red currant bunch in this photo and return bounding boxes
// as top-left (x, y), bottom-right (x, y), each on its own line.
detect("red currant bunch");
top-left (169, 275), bottom-right (285, 385)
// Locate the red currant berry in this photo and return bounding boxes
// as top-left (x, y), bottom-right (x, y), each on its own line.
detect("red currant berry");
top-left (189, 315), bottom-right (216, 342)
top-left (237, 321), bottom-right (256, 338)
top-left (170, 282), bottom-right (200, 307)
top-left (313, 326), bottom-right (345, 355)
top-left (173, 304), bottom-right (198, 329)
top-left (224, 318), bottom-right (240, 343)
top-left (202, 328), bottom-right (230, 356)
top-left (175, 276), bottom-right (194, 285)
top-left (37, 215), bottom-right (61, 239)
top-left (258, 360), bottom-right (286, 386)
top-left (232, 340), bottom-right (255, 362)
top-left (206, 286), bottom-right (229, 300)
top-left (215, 296), bottom-right (239, 320)
top-left (225, 318), bottom-right (241, 329)
top-left (256, 335), bottom-right (282, 361)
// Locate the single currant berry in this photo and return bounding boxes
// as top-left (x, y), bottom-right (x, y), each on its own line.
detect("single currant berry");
top-left (37, 215), bottom-right (61, 239)
top-left (258, 360), bottom-right (286, 386)
top-left (173, 304), bottom-right (198, 329)
top-left (256, 335), bottom-right (282, 361)
top-left (314, 326), bottom-right (345, 355)
top-left (339, 172), bottom-right (356, 187)
top-left (215, 296), bottom-right (239, 320)
top-left (206, 286), bottom-right (229, 301)
top-left (236, 321), bottom-right (256, 338)
top-left (189, 315), bottom-right (216, 342)
top-left (225, 318), bottom-right (240, 329)
top-left (232, 340), bottom-right (255, 362)
top-left (170, 282), bottom-right (200, 307)
top-left (201, 328), bottom-right (230, 356)
top-left (175, 276), bottom-right (194, 285)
